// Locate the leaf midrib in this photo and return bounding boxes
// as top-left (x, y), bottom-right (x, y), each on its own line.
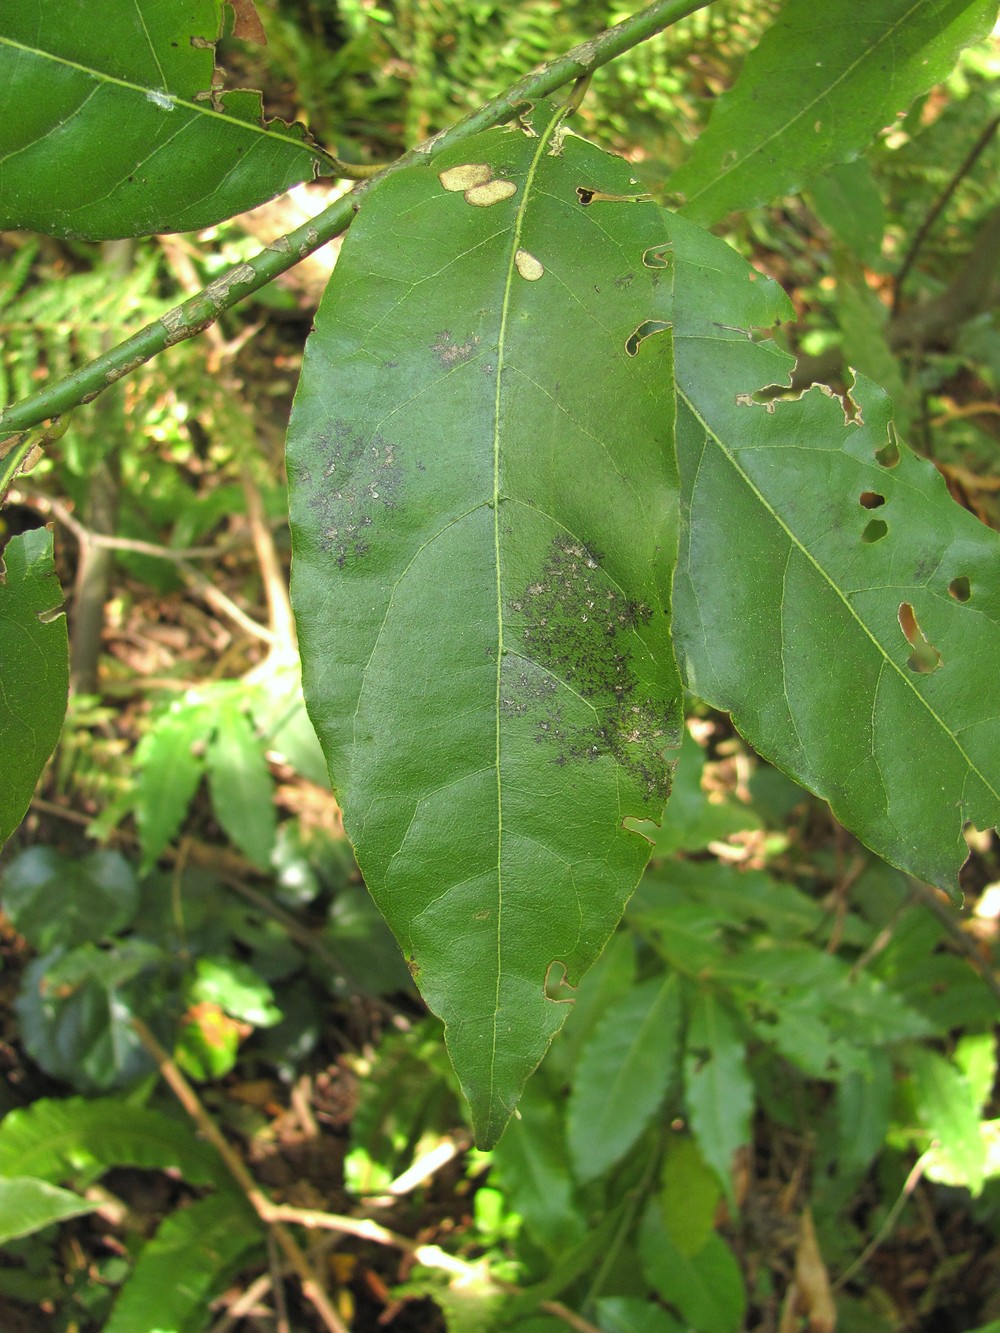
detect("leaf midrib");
top-left (487, 103), bottom-right (568, 1140)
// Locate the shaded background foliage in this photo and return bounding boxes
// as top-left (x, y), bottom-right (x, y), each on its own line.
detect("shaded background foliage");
top-left (0, 2), bottom-right (999, 1330)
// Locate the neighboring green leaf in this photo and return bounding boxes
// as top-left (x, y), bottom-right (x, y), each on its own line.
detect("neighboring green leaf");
top-left (15, 942), bottom-right (163, 1091)
top-left (175, 1002), bottom-right (242, 1082)
top-left (0, 0), bottom-right (332, 239)
top-left (190, 956), bottom-right (282, 1027)
top-left (0, 529), bottom-right (68, 846)
top-left (0, 1096), bottom-right (228, 1189)
top-left (0, 1177), bottom-right (97, 1244)
top-left (808, 159), bottom-right (885, 268)
top-left (1, 847), bottom-right (139, 952)
top-left (104, 1192), bottom-right (259, 1333)
top-left (567, 974), bottom-right (682, 1183)
top-left (490, 1077), bottom-right (585, 1255)
top-left (666, 209), bottom-right (1000, 894)
top-left (639, 1198), bottom-right (746, 1333)
top-left (205, 701), bottom-right (277, 870)
top-left (596, 1297), bottom-right (686, 1333)
top-left (554, 929), bottom-right (637, 1071)
top-left (667, 0), bottom-right (998, 223)
top-left (135, 701), bottom-right (208, 871)
top-left (955, 1032), bottom-right (997, 1113)
top-left (683, 989), bottom-right (753, 1205)
top-left (660, 1134), bottom-right (721, 1258)
top-left (906, 1048), bottom-right (987, 1193)
top-left (836, 1064), bottom-right (894, 1173)
top-left (288, 101), bottom-right (681, 1145)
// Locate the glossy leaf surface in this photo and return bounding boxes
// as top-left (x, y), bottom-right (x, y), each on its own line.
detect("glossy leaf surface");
top-left (288, 102), bottom-right (681, 1145)
top-left (667, 211), bottom-right (1000, 893)
top-left (0, 0), bottom-right (330, 239)
top-left (667, 0), bottom-right (998, 224)
top-left (0, 529), bottom-right (67, 846)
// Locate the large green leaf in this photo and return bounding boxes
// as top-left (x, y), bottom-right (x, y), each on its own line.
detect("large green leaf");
top-left (0, 528), bottom-right (68, 846)
top-left (567, 973), bottom-right (682, 1183)
top-left (0, 1177), bottom-right (97, 1244)
top-left (667, 0), bottom-right (998, 224)
top-left (666, 210), bottom-right (1000, 893)
top-left (0, 0), bottom-right (331, 239)
top-left (0, 1096), bottom-right (229, 1190)
top-left (105, 1192), bottom-right (259, 1333)
top-left (683, 989), bottom-right (753, 1205)
top-left (288, 101), bottom-right (682, 1145)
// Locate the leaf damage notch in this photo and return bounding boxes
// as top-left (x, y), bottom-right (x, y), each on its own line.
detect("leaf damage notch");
top-left (625, 321), bottom-right (671, 358)
top-left (576, 186), bottom-right (653, 206)
top-left (898, 602), bottom-right (942, 675)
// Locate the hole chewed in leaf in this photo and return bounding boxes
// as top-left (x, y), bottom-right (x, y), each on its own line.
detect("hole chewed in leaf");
top-left (625, 321), bottom-right (671, 358)
top-left (642, 245), bottom-right (671, 269)
top-left (576, 186), bottom-right (653, 207)
top-left (861, 518), bottom-right (888, 544)
top-left (515, 249), bottom-right (544, 281)
top-left (544, 959), bottom-right (576, 1004)
top-left (949, 576), bottom-right (971, 603)
top-left (859, 491), bottom-right (885, 509)
top-left (898, 602), bottom-right (942, 674)
top-left (876, 422), bottom-right (901, 468)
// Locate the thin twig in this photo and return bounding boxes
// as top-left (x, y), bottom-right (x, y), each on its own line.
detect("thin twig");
top-left (131, 1018), bottom-right (349, 1333)
top-left (907, 879), bottom-right (1000, 1007)
top-left (833, 1153), bottom-right (929, 1291)
top-left (893, 113), bottom-right (1000, 315)
top-left (0, 0), bottom-right (710, 450)
top-left (210, 1269), bottom-right (278, 1332)
top-left (253, 1205), bottom-right (603, 1333)
top-left (37, 494), bottom-right (222, 560)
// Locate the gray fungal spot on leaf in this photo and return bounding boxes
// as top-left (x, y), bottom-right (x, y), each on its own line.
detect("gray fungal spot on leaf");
top-left (515, 249), bottom-right (544, 281)
top-left (303, 420), bottom-right (402, 567)
top-left (625, 321), bottom-right (671, 358)
top-left (432, 330), bottom-right (481, 367)
top-left (465, 179), bottom-right (517, 207)
top-left (898, 601), bottom-right (942, 674)
top-left (506, 536), bottom-right (677, 802)
top-left (438, 163), bottom-right (491, 192)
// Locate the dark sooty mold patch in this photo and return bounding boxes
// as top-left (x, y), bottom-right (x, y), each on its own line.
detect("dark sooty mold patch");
top-left (504, 536), bottom-right (677, 803)
top-left (303, 420), bottom-right (403, 567)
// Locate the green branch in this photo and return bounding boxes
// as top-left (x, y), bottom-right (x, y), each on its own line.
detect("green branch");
top-left (0, 0), bottom-right (709, 453)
